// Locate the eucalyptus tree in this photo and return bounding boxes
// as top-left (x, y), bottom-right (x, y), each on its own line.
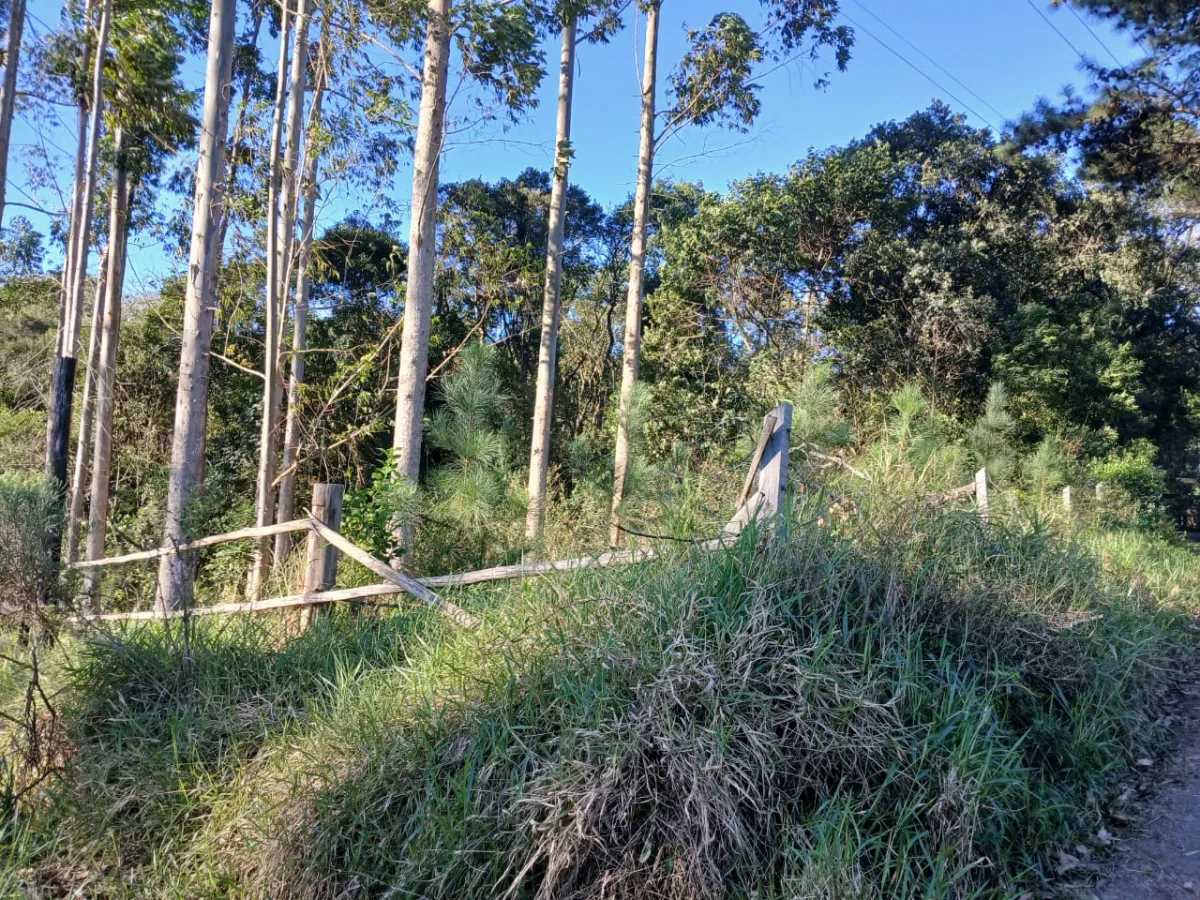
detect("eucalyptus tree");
top-left (524, 0), bottom-right (623, 542)
top-left (390, 0), bottom-right (544, 558)
top-left (156, 0), bottom-right (238, 611)
top-left (248, 0), bottom-right (315, 597)
top-left (81, 0), bottom-right (197, 593)
top-left (608, 0), bottom-right (853, 545)
top-left (45, 0), bottom-right (111, 508)
top-left (0, 0), bottom-right (27, 226)
top-left (274, 17), bottom-right (332, 563)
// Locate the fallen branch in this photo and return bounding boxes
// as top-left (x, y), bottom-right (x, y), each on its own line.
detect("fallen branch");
top-left (805, 450), bottom-right (872, 482)
top-left (927, 481), bottom-right (978, 506)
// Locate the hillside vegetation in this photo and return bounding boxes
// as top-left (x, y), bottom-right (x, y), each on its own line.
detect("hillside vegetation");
top-left (3, 402), bottom-right (1199, 898)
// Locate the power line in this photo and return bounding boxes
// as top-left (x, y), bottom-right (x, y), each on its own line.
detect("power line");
top-left (1024, 0), bottom-right (1089, 62)
top-left (840, 11), bottom-right (999, 131)
top-left (1062, 1), bottom-right (1125, 66)
top-left (847, 0), bottom-right (1007, 123)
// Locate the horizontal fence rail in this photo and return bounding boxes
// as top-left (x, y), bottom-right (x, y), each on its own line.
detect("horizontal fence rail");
top-left (68, 404), bottom-right (1053, 631)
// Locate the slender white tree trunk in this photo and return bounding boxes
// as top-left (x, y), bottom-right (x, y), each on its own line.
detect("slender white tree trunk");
top-left (391, 0), bottom-right (452, 557)
top-left (65, 245), bottom-right (109, 563)
top-left (216, 8), bottom-right (264, 259)
top-left (277, 0), bottom-right (310, 299)
top-left (0, 0), bottom-right (27, 227)
top-left (248, 0), bottom-right (300, 597)
top-left (609, 0), bottom-right (659, 547)
top-left (46, 0), bottom-right (110, 496)
top-left (275, 23), bottom-right (330, 563)
top-left (82, 141), bottom-right (129, 599)
top-left (525, 16), bottom-right (577, 543)
top-left (155, 0), bottom-right (236, 611)
top-left (56, 17), bottom-right (92, 354)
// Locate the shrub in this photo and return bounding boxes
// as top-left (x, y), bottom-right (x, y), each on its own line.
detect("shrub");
top-left (1091, 439), bottom-right (1167, 507)
top-left (0, 473), bottom-right (61, 614)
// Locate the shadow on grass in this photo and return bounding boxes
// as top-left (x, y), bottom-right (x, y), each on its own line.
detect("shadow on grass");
top-left (39, 609), bottom-right (423, 871)
top-left (248, 514), bottom-right (1199, 899)
top-left (15, 506), bottom-right (1200, 899)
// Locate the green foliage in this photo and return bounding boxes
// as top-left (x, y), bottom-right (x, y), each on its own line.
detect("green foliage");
top-left (342, 450), bottom-right (423, 563)
top-left (424, 342), bottom-right (525, 565)
top-left (967, 383), bottom-right (1016, 483)
top-left (789, 362), bottom-right (852, 451)
top-left (1013, 0), bottom-right (1200, 207)
top-left (668, 14), bottom-right (763, 133)
top-left (1021, 434), bottom-right (1070, 504)
top-left (10, 503), bottom-right (1199, 897)
top-left (0, 473), bottom-right (61, 613)
top-left (1091, 438), bottom-right (1168, 509)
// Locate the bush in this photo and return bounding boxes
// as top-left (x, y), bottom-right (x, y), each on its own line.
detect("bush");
top-left (0, 473), bottom-right (61, 615)
top-left (1090, 439), bottom-right (1167, 507)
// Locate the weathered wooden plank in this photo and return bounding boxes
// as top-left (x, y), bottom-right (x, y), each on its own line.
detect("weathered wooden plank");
top-left (307, 515), bottom-right (481, 630)
top-left (71, 519), bottom-right (313, 570)
top-left (975, 467), bottom-right (990, 524)
top-left (735, 412), bottom-right (776, 511)
top-left (72, 533), bottom-right (741, 624)
top-left (726, 402), bottom-right (792, 534)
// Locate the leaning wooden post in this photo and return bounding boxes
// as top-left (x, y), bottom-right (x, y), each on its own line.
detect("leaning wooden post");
top-left (726, 402), bottom-right (793, 535)
top-left (300, 483), bottom-right (343, 627)
top-left (975, 467), bottom-right (989, 525)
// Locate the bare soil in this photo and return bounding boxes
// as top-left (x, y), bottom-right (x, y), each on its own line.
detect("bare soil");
top-left (1094, 685), bottom-right (1200, 899)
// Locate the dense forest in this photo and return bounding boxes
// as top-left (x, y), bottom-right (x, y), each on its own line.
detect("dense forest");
top-left (1, 0), bottom-right (1197, 594)
top-left (2, 0), bottom-right (1200, 896)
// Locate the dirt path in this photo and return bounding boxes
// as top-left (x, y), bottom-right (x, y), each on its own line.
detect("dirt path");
top-left (1095, 685), bottom-right (1200, 899)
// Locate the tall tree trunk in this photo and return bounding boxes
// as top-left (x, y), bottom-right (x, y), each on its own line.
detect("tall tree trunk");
top-left (524, 16), bottom-right (577, 543)
top-left (216, 7), bottom-right (265, 259)
top-left (46, 0), bottom-right (110, 508)
top-left (609, 0), bottom-right (659, 547)
top-left (247, 0), bottom-right (298, 598)
top-left (391, 0), bottom-right (452, 558)
top-left (0, 0), bottom-right (27, 227)
top-left (82, 137), bottom-right (129, 600)
top-left (277, 0), bottom-right (310, 299)
top-left (65, 245), bottom-right (109, 563)
top-left (55, 4), bottom-right (93, 363)
top-left (155, 0), bottom-right (237, 611)
top-left (275, 21), bottom-right (329, 563)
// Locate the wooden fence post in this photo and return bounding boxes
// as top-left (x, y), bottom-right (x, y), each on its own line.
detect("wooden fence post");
top-left (975, 467), bottom-right (989, 525)
top-left (300, 483), bottom-right (343, 627)
top-left (726, 402), bottom-right (793, 535)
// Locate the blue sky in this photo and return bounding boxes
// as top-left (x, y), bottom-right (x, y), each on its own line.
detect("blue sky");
top-left (9, 0), bottom-right (1138, 293)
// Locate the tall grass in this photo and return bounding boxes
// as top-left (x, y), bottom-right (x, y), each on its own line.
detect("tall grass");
top-left (3, 492), bottom-right (1196, 898)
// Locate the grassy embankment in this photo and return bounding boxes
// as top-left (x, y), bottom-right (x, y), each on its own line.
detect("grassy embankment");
top-left (3, 482), bottom-right (1199, 899)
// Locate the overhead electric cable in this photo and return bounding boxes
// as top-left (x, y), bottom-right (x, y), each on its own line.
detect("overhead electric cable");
top-left (1024, 0), bottom-right (1089, 62)
top-left (848, 0), bottom-right (1007, 122)
top-left (1061, 1), bottom-right (1125, 65)
top-left (840, 12), bottom-right (998, 131)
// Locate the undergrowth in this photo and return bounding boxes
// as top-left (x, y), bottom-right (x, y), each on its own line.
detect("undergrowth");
top-left (2, 492), bottom-right (1197, 899)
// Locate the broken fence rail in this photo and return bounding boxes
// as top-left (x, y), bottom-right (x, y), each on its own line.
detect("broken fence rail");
top-left (69, 403), bottom-right (795, 629)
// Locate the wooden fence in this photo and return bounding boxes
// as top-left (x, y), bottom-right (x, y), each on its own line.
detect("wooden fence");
top-left (71, 402), bottom-right (796, 628)
top-left (75, 405), bottom-right (1085, 630)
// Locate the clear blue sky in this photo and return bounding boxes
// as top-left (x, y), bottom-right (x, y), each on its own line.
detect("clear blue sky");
top-left (10, 0), bottom-right (1138, 293)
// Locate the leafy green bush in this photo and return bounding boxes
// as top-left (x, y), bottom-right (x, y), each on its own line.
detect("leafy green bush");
top-left (1091, 439), bottom-right (1167, 507)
